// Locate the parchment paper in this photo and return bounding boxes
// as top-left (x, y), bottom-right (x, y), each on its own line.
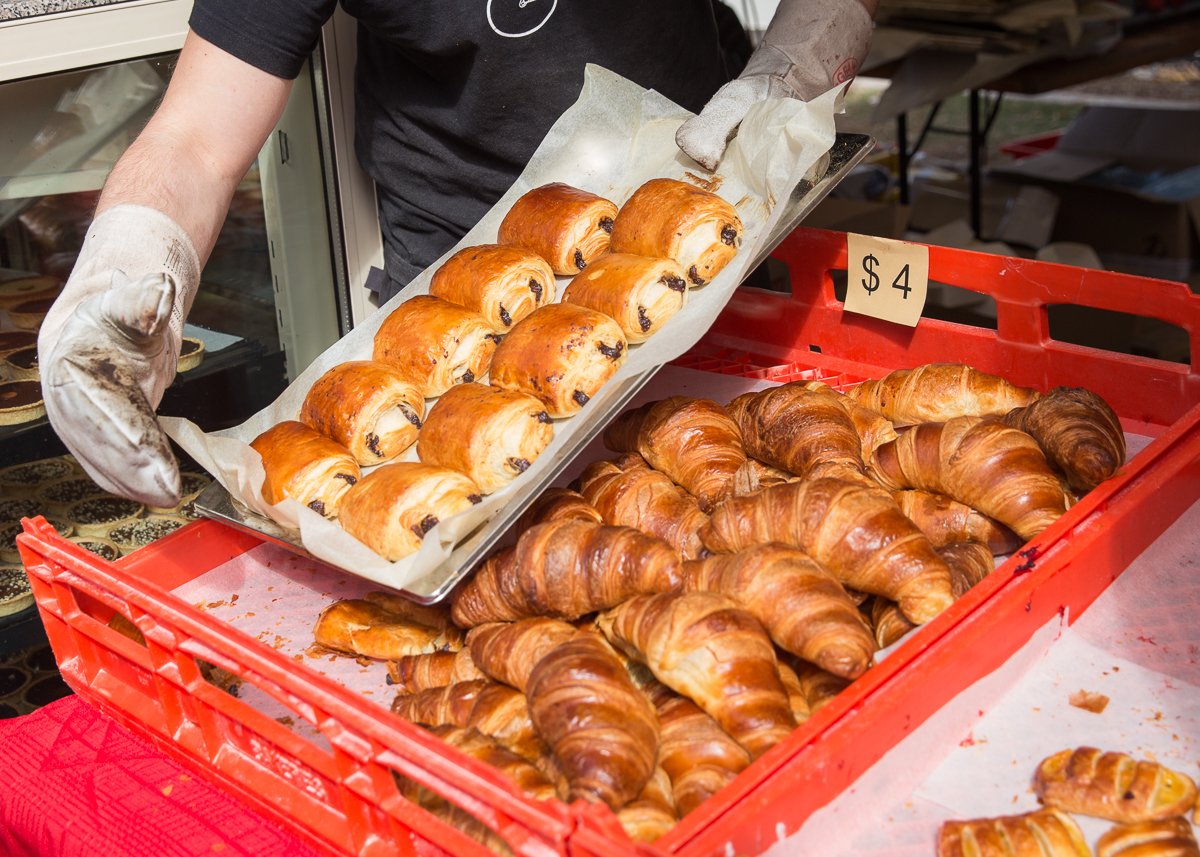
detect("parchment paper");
top-left (161, 64), bottom-right (840, 590)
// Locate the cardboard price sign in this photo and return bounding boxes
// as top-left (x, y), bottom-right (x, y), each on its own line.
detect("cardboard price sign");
top-left (844, 234), bottom-right (929, 327)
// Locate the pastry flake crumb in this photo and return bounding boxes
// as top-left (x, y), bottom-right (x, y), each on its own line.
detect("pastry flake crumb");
top-left (1068, 689), bottom-right (1110, 714)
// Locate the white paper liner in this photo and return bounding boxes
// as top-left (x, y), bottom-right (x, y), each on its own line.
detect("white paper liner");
top-left (161, 64), bottom-right (840, 590)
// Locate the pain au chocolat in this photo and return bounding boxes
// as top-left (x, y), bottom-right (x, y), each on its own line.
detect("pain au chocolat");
top-left (429, 244), bottom-right (555, 332)
top-left (562, 253), bottom-right (686, 344)
top-left (250, 420), bottom-right (361, 518)
top-left (498, 182), bottom-right (618, 276)
top-left (373, 295), bottom-right (498, 398)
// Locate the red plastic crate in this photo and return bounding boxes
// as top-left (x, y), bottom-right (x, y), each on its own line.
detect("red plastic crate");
top-left (18, 227), bottom-right (1200, 857)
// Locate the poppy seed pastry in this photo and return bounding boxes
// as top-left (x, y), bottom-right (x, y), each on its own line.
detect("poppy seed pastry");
top-left (0, 497), bottom-right (42, 523)
top-left (0, 517), bottom-right (72, 564)
top-left (67, 496), bottom-right (144, 538)
top-left (0, 457), bottom-right (76, 491)
top-left (69, 536), bottom-right (123, 562)
top-left (0, 566), bottom-right (34, 618)
top-left (108, 516), bottom-right (189, 553)
top-left (38, 476), bottom-right (110, 512)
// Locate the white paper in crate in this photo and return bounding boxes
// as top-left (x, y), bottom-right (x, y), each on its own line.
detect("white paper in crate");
top-left (160, 65), bottom-right (840, 589)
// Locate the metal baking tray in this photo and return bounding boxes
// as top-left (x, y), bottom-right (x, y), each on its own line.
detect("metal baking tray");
top-left (194, 132), bottom-right (875, 602)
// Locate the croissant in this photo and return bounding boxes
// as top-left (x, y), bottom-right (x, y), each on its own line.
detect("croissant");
top-left (774, 659), bottom-right (813, 724)
top-left (497, 183), bottom-right (618, 276)
top-left (313, 599), bottom-right (462, 660)
top-left (701, 477), bottom-right (955, 625)
top-left (938, 808), bottom-right (1090, 857)
top-left (731, 458), bottom-right (796, 496)
top-left (526, 630), bottom-right (659, 810)
top-left (868, 597), bottom-right (914, 649)
top-left (794, 380), bottom-right (900, 459)
top-left (562, 253), bottom-right (686, 343)
top-left (578, 455), bottom-right (709, 560)
top-left (1034, 747), bottom-right (1199, 823)
top-left (682, 544), bottom-right (874, 679)
top-left (891, 488), bottom-right (1023, 555)
top-left (512, 486), bottom-right (603, 535)
top-left (249, 421), bottom-right (360, 518)
top-left (361, 590), bottom-right (457, 632)
top-left (1096, 817), bottom-right (1200, 857)
top-left (846, 363), bottom-right (1039, 425)
top-left (338, 462), bottom-right (482, 561)
top-left (391, 679), bottom-right (488, 728)
top-left (609, 178), bottom-right (743, 287)
top-left (940, 541), bottom-right (995, 599)
top-left (872, 416), bottom-right (1070, 541)
top-left (465, 617), bottom-right (579, 693)
top-left (417, 383), bottom-right (554, 495)
top-left (489, 303), bottom-right (627, 418)
top-left (425, 725), bottom-right (558, 803)
top-left (429, 243), bottom-right (555, 331)
top-left (727, 384), bottom-right (870, 482)
top-left (597, 591), bottom-right (795, 760)
top-left (450, 518), bottom-right (682, 627)
top-left (373, 295), bottom-right (498, 397)
top-left (387, 649), bottom-right (485, 692)
top-left (603, 396), bottom-right (746, 512)
top-left (616, 767), bottom-right (678, 843)
top-left (298, 361), bottom-right (424, 466)
top-left (646, 681), bottom-right (750, 816)
top-left (1004, 386), bottom-right (1125, 493)
top-left (787, 658), bottom-right (850, 714)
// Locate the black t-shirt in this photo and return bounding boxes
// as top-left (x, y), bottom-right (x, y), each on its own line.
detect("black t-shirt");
top-left (190, 1), bottom-right (733, 296)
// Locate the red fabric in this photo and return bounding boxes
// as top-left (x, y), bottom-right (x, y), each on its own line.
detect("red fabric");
top-left (0, 696), bottom-right (322, 857)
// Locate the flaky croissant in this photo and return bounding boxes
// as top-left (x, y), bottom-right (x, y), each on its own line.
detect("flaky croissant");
top-left (616, 767), bottom-right (678, 843)
top-left (425, 725), bottom-right (558, 803)
top-left (868, 596), bottom-right (914, 649)
top-left (1096, 817), bottom-right (1200, 857)
top-left (847, 363), bottom-right (1039, 425)
top-left (314, 599), bottom-right (462, 660)
top-left (1004, 386), bottom-right (1125, 493)
top-left (526, 630), bottom-right (659, 811)
top-left (578, 454), bottom-right (708, 560)
top-left (1034, 747), bottom-right (1199, 823)
top-left (794, 380), bottom-right (900, 460)
top-left (682, 544), bottom-right (875, 679)
top-left (597, 591), bottom-right (795, 760)
top-left (451, 518), bottom-right (682, 627)
top-left (891, 488), bottom-right (1022, 555)
top-left (786, 657), bottom-right (850, 714)
top-left (938, 808), bottom-right (1090, 857)
top-left (872, 416), bottom-right (1070, 541)
top-left (512, 486), bottom-right (603, 535)
top-left (731, 458), bottom-right (796, 497)
top-left (391, 679), bottom-right (488, 728)
top-left (387, 649), bottom-right (485, 692)
top-left (603, 396), bottom-right (746, 512)
top-left (774, 659), bottom-right (813, 724)
top-left (940, 541), bottom-right (995, 598)
top-left (361, 591), bottom-right (456, 632)
top-left (465, 617), bottom-right (578, 693)
top-left (701, 477), bottom-right (955, 625)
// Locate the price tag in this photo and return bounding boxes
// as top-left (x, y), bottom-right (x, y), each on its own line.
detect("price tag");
top-left (844, 233), bottom-right (929, 327)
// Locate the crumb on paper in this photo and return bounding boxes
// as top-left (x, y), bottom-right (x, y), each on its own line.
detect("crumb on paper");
top-left (230, 594), bottom-right (239, 604)
top-left (276, 715), bottom-right (294, 727)
top-left (162, 784), bottom-right (174, 797)
top-left (206, 600), bottom-right (225, 609)
top-left (1069, 689), bottom-right (1110, 714)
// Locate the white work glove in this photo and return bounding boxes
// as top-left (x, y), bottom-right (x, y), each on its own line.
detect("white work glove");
top-left (678, 0), bottom-right (875, 170)
top-left (38, 204), bottom-right (201, 508)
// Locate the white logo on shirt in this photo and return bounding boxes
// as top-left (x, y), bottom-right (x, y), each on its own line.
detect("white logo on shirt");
top-left (487, 0), bottom-right (557, 37)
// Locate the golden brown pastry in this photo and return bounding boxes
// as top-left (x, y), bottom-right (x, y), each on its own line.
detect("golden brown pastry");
top-left (787, 658), bottom-right (850, 714)
top-left (1004, 386), bottom-right (1126, 493)
top-left (775, 659), bottom-right (813, 724)
top-left (497, 182), bottom-right (619, 276)
top-left (682, 544), bottom-right (875, 679)
top-left (603, 396), bottom-right (746, 512)
top-left (868, 597), bottom-right (914, 649)
top-left (249, 421), bottom-right (360, 518)
top-left (429, 243), bottom-right (555, 332)
top-left (489, 303), bottom-right (627, 418)
top-left (561, 253), bottom-right (686, 343)
top-left (938, 808), bottom-right (1090, 857)
top-left (526, 629), bottom-right (660, 810)
top-left (610, 178), bottom-right (743, 286)
top-left (0, 275), bottom-right (60, 310)
top-left (891, 489), bottom-right (1023, 555)
top-left (1096, 817), bottom-right (1200, 857)
top-left (360, 590), bottom-right (457, 631)
top-left (450, 518), bottom-right (682, 626)
top-left (391, 679), bottom-right (488, 729)
top-left (701, 477), bottom-right (955, 625)
top-left (940, 541), bottom-right (995, 599)
top-left (794, 380), bottom-right (900, 460)
top-left (846, 363), bottom-right (1039, 425)
top-left (646, 681), bottom-right (750, 817)
top-left (731, 458), bottom-right (796, 496)
top-left (465, 617), bottom-right (579, 693)
top-left (417, 383), bottom-right (554, 495)
top-left (578, 454), bottom-right (708, 560)
top-left (373, 295), bottom-right (498, 397)
top-left (337, 462), bottom-right (482, 562)
top-left (512, 486), bottom-right (603, 535)
top-left (616, 767), bottom-right (678, 843)
top-left (387, 649), bottom-right (485, 692)
top-left (598, 591), bottom-right (795, 760)
top-left (424, 725), bottom-right (558, 803)
top-left (1034, 748), bottom-right (1199, 823)
top-left (313, 598), bottom-right (462, 660)
top-left (871, 416), bottom-right (1070, 541)
top-left (298, 360), bottom-right (424, 466)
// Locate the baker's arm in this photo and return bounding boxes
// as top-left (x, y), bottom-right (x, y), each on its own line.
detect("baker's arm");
top-left (677, 0), bottom-right (880, 171)
top-left (38, 31), bottom-right (293, 507)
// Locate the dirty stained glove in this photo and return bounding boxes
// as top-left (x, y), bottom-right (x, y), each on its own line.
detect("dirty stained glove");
top-left (37, 204), bottom-right (201, 508)
top-left (677, 0), bottom-right (875, 171)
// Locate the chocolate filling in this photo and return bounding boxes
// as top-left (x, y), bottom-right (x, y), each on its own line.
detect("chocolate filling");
top-left (597, 341), bottom-right (624, 361)
top-left (179, 340), bottom-right (201, 356)
top-left (637, 306), bottom-right (652, 332)
top-left (365, 432), bottom-right (383, 457)
top-left (535, 411), bottom-right (552, 424)
top-left (573, 390), bottom-right (590, 407)
top-left (574, 250), bottom-right (586, 270)
top-left (468, 493), bottom-right (483, 505)
top-left (0, 381), bottom-right (43, 408)
top-left (308, 499), bottom-right (326, 516)
top-left (411, 514), bottom-right (439, 539)
top-left (662, 275), bottom-right (687, 293)
top-left (485, 333), bottom-right (504, 344)
top-left (688, 265), bottom-right (705, 286)
top-left (334, 473), bottom-right (357, 485)
top-left (721, 225), bottom-right (738, 246)
top-left (528, 279), bottom-right (543, 301)
top-left (402, 406), bottom-right (422, 429)
top-left (461, 369), bottom-right (475, 384)
top-left (507, 457), bottom-right (531, 473)
top-left (499, 305), bottom-right (512, 327)
top-left (599, 217), bottom-right (614, 234)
